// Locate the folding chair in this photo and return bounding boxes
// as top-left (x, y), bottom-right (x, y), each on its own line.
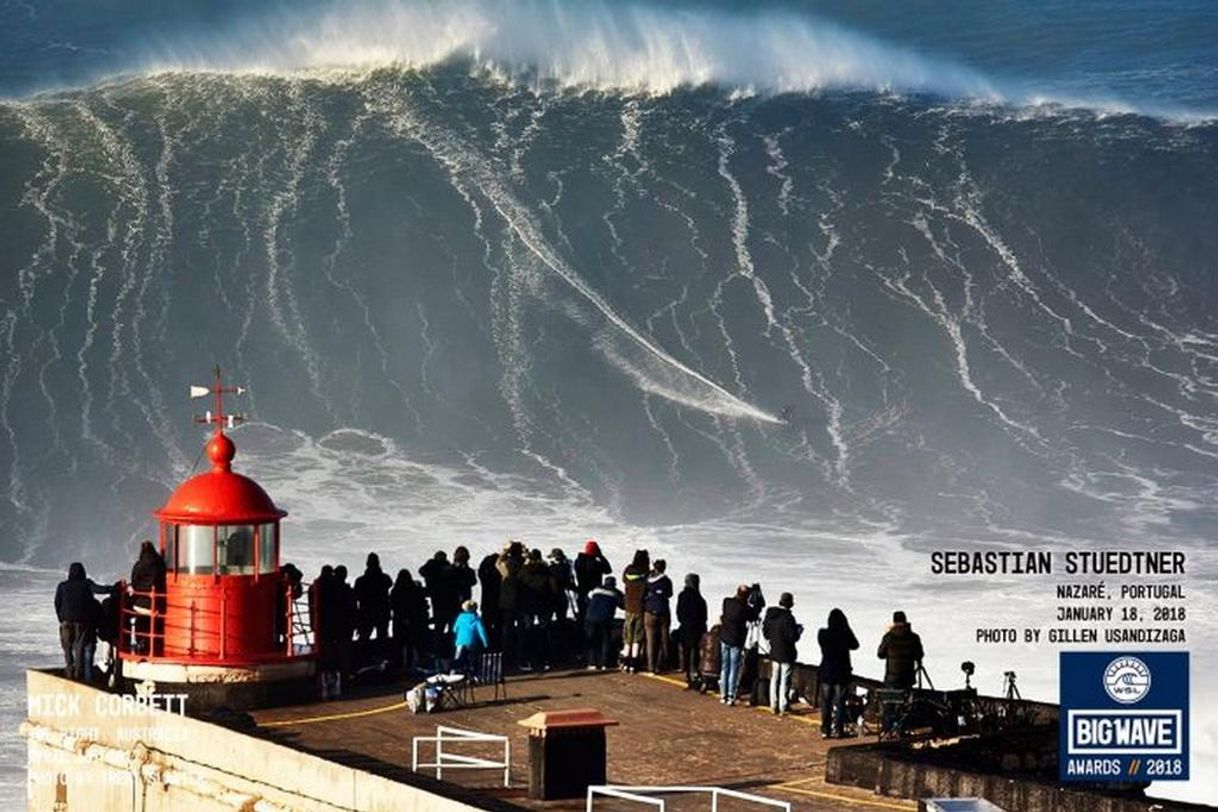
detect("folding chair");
top-left (876, 688), bottom-right (911, 741)
top-left (458, 651), bottom-right (507, 705)
top-left (429, 673), bottom-right (469, 712)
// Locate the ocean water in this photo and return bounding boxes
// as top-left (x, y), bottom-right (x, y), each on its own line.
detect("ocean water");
top-left (2, 0), bottom-right (1217, 804)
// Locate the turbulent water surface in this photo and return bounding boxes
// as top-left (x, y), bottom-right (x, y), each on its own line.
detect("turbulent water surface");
top-left (2, 0), bottom-right (1217, 804)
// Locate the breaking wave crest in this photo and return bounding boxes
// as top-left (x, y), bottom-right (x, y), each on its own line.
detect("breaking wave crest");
top-left (133, 0), bottom-right (1000, 100)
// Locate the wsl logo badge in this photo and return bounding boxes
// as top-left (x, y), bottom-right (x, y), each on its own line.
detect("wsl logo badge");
top-left (1060, 652), bottom-right (1188, 782)
top-left (1103, 656), bottom-right (1151, 704)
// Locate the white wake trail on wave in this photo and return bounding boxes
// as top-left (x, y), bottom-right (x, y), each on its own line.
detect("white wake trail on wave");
top-left (370, 90), bottom-right (780, 425)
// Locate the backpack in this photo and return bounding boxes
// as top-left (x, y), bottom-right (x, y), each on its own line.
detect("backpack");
top-left (747, 620), bottom-right (770, 656)
top-left (405, 681), bottom-right (442, 714)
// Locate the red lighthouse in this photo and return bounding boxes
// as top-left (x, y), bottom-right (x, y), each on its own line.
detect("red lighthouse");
top-left (118, 369), bottom-right (314, 707)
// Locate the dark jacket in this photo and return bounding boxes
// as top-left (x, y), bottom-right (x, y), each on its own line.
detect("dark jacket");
top-left (353, 565), bottom-right (392, 624)
top-left (762, 606), bottom-right (802, 664)
top-left (478, 553), bottom-right (501, 612)
top-left (130, 545), bottom-right (166, 609)
top-left (451, 563), bottom-right (477, 604)
top-left (720, 596), bottom-right (749, 648)
top-left (334, 579), bottom-right (357, 639)
top-left (495, 552), bottom-right (523, 611)
top-left (574, 552), bottom-right (612, 595)
top-left (54, 564), bottom-right (108, 623)
top-left (97, 587), bottom-right (121, 645)
top-left (419, 558), bottom-right (457, 619)
top-left (643, 573), bottom-right (672, 616)
top-left (519, 560), bottom-right (554, 617)
top-left (676, 588), bottom-right (708, 646)
top-left (817, 610), bottom-right (859, 684)
top-left (390, 578), bottom-right (428, 645)
top-left (877, 622), bottom-right (924, 689)
top-left (622, 564), bottom-right (648, 614)
top-left (548, 559), bottom-right (574, 613)
top-left (586, 585), bottom-right (623, 625)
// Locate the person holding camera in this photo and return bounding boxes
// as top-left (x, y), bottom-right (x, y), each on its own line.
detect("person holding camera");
top-left (574, 540), bottom-right (612, 623)
top-left (762, 592), bottom-right (802, 715)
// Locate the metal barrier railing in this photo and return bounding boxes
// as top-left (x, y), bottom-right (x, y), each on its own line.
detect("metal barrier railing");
top-left (411, 725), bottom-right (511, 787)
top-left (587, 785), bottom-right (792, 812)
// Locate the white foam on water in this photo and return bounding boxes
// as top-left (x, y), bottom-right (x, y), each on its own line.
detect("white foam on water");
top-left (133, 0), bottom-right (999, 101)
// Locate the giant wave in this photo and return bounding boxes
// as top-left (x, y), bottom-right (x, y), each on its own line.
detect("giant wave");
top-left (3, 6), bottom-right (1218, 803)
top-left (1, 63), bottom-right (1216, 569)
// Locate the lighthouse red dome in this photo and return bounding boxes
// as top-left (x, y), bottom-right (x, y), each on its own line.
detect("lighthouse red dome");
top-left (156, 431), bottom-right (286, 523)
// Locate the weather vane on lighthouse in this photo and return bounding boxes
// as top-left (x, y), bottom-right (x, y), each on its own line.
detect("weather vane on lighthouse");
top-left (189, 365), bottom-right (247, 432)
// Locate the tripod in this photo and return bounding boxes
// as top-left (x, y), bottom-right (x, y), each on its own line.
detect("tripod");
top-left (1003, 671), bottom-right (1021, 701)
top-left (915, 662), bottom-right (935, 690)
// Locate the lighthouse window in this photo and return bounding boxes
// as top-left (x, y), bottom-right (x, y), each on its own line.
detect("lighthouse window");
top-left (178, 524), bottom-right (215, 575)
top-left (217, 525), bottom-right (256, 575)
top-left (258, 523), bottom-right (277, 574)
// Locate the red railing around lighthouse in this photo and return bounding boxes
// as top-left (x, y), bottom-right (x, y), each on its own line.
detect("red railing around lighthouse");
top-left (116, 580), bottom-right (316, 666)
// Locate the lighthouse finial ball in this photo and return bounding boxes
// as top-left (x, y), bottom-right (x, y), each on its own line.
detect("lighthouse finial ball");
top-left (207, 432), bottom-right (236, 472)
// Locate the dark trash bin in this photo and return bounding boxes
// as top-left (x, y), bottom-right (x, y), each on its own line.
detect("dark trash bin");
top-left (517, 708), bottom-right (619, 800)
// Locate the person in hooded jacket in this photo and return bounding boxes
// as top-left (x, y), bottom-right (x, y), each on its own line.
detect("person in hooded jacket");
top-left (573, 540), bottom-right (611, 621)
top-left (877, 610), bottom-right (924, 689)
top-left (129, 540), bottom-right (166, 654)
top-left (54, 563), bottom-right (111, 681)
top-left (354, 552), bottom-right (393, 644)
top-left (718, 584), bottom-right (751, 704)
top-left (620, 549), bottom-right (650, 673)
top-left (675, 573), bottom-right (707, 688)
top-left (762, 592), bottom-right (803, 715)
top-left (878, 610), bottom-right (924, 734)
top-left (643, 559), bottom-right (673, 674)
top-left (817, 607), bottom-right (859, 737)
top-left (584, 576), bottom-right (623, 669)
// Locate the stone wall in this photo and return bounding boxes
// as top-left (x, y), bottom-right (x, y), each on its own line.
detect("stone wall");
top-left (828, 741), bottom-right (1208, 812)
top-left (23, 669), bottom-right (482, 812)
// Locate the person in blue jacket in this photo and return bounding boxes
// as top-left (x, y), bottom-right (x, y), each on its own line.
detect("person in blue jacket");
top-left (451, 599), bottom-right (489, 674)
top-left (585, 576), bottom-right (624, 669)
